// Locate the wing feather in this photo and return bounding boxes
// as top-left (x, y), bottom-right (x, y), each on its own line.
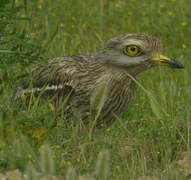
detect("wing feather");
top-left (13, 56), bottom-right (81, 100)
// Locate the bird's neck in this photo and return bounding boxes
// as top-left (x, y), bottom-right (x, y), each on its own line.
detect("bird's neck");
top-left (103, 62), bottom-right (153, 77)
top-left (122, 63), bottom-right (153, 76)
top-left (100, 65), bottom-right (135, 89)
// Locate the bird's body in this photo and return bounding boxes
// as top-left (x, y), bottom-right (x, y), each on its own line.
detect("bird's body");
top-left (21, 54), bottom-right (137, 125)
top-left (14, 34), bottom-right (184, 126)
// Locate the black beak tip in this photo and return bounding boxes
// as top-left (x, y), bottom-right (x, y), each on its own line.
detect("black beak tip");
top-left (169, 59), bottom-right (184, 69)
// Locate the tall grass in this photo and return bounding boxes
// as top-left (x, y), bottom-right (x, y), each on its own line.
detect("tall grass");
top-left (0, 0), bottom-right (190, 179)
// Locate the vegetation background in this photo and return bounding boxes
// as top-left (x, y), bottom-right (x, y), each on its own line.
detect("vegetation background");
top-left (0, 0), bottom-right (190, 179)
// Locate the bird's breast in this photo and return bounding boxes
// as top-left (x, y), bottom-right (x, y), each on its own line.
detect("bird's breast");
top-left (94, 74), bottom-right (137, 125)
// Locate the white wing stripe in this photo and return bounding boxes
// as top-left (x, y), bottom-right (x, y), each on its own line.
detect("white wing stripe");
top-left (14, 85), bottom-right (63, 99)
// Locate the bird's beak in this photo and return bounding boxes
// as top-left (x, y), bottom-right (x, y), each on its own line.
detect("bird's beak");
top-left (150, 54), bottom-right (184, 69)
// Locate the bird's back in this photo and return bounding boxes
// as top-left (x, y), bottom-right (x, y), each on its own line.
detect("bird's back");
top-left (14, 55), bottom-right (105, 121)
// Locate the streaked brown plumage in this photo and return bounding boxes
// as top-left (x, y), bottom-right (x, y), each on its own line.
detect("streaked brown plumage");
top-left (14, 34), bottom-right (184, 126)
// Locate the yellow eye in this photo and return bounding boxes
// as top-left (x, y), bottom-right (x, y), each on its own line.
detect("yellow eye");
top-left (124, 45), bottom-right (141, 56)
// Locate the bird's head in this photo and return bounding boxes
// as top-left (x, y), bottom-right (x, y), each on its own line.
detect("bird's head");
top-left (101, 34), bottom-right (184, 75)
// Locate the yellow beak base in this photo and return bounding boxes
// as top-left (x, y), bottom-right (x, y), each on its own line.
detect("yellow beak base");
top-left (150, 54), bottom-right (184, 69)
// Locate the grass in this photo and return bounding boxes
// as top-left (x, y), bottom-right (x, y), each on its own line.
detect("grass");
top-left (0, 0), bottom-right (191, 179)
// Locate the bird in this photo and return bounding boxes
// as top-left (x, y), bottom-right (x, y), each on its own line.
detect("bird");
top-left (13, 34), bottom-right (184, 126)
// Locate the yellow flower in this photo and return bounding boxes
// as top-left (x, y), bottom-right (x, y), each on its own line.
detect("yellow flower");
top-left (143, 3), bottom-right (147, 7)
top-left (67, 161), bottom-right (72, 166)
top-left (27, 154), bottom-right (32, 159)
top-left (106, 128), bottom-right (110, 132)
top-left (21, 14), bottom-right (25, 18)
top-left (115, 3), bottom-right (120, 8)
top-left (168, 11), bottom-right (173, 16)
top-left (48, 103), bottom-right (55, 111)
top-left (20, 93), bottom-right (27, 101)
top-left (38, 5), bottom-right (42, 9)
top-left (181, 22), bottom-right (187, 27)
top-left (0, 143), bottom-right (6, 148)
top-left (182, 44), bottom-right (186, 49)
top-left (32, 128), bottom-right (46, 140)
top-left (52, 154), bottom-right (56, 159)
top-left (30, 33), bottom-right (35, 38)
top-left (116, 165), bottom-right (120, 172)
top-left (34, 23), bottom-right (38, 28)
top-left (60, 23), bottom-right (64, 28)
top-left (86, 111), bottom-right (91, 115)
top-left (57, 122), bottom-right (61, 127)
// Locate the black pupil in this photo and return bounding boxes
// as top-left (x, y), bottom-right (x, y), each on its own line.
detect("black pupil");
top-left (131, 47), bottom-right (136, 51)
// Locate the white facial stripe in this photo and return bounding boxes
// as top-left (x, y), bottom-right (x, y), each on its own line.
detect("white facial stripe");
top-left (116, 56), bottom-right (146, 65)
top-left (122, 39), bottom-right (144, 48)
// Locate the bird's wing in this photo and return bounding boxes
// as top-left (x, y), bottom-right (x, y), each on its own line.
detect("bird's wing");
top-left (13, 56), bottom-right (87, 100)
